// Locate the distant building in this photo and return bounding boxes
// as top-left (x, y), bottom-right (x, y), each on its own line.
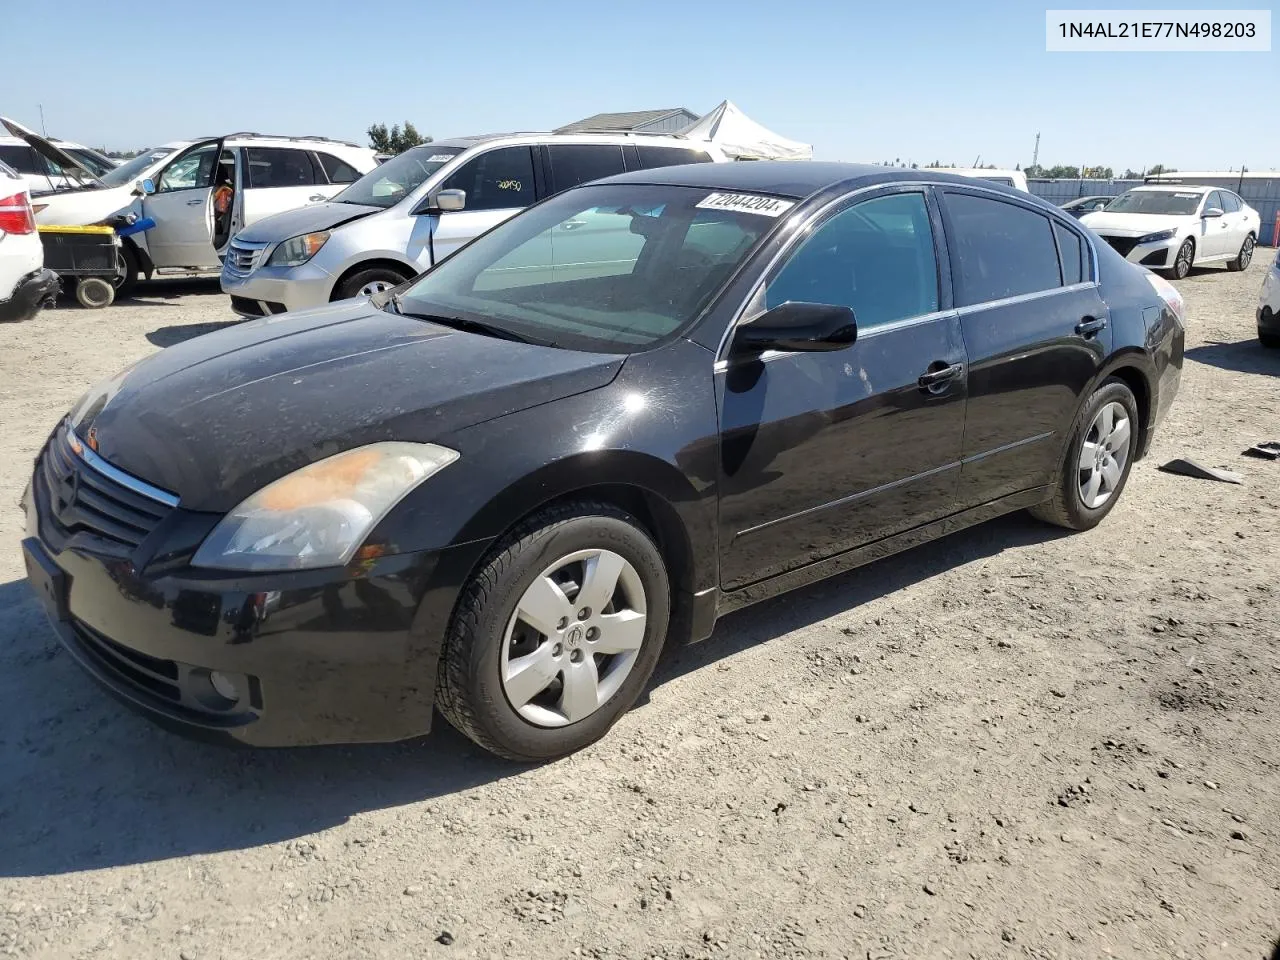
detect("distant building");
top-left (554, 108), bottom-right (700, 136)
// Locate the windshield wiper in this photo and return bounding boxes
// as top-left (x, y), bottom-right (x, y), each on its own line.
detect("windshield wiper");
top-left (388, 298), bottom-right (542, 344)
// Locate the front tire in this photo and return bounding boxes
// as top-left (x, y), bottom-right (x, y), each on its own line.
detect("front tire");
top-left (1030, 379), bottom-right (1139, 531)
top-left (1169, 238), bottom-right (1194, 280)
top-left (334, 266), bottom-right (408, 301)
top-left (1226, 233), bottom-right (1255, 272)
top-left (436, 502), bottom-right (671, 761)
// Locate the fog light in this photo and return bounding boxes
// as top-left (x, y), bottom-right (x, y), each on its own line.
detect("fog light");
top-left (209, 670), bottom-right (241, 702)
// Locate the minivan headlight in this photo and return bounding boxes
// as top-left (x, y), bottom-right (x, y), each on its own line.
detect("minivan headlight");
top-left (267, 231), bottom-right (330, 267)
top-left (1137, 229), bottom-right (1176, 244)
top-left (192, 443), bottom-right (458, 571)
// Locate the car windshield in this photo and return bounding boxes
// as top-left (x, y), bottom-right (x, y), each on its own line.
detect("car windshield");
top-left (99, 148), bottom-right (175, 187)
top-left (332, 145), bottom-right (464, 208)
top-left (1106, 190), bottom-right (1204, 215)
top-left (395, 183), bottom-right (781, 353)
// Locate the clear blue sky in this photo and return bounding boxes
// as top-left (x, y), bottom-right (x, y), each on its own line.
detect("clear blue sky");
top-left (6, 0), bottom-right (1276, 171)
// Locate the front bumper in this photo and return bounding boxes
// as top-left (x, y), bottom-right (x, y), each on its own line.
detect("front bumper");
top-left (0, 267), bottom-right (59, 323)
top-left (220, 260), bottom-right (333, 317)
top-left (1096, 233), bottom-right (1180, 269)
top-left (21, 433), bottom-right (491, 746)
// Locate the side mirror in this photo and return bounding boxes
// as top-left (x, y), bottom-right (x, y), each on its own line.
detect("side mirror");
top-left (133, 178), bottom-right (156, 196)
top-left (733, 302), bottom-right (857, 355)
top-left (413, 188), bottom-right (466, 216)
top-left (1202, 207), bottom-right (1224, 218)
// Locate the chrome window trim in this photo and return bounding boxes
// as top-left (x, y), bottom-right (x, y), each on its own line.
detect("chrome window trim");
top-left (712, 179), bottom-right (1101, 366)
top-left (954, 281), bottom-right (1098, 316)
top-left (68, 430), bottom-right (180, 508)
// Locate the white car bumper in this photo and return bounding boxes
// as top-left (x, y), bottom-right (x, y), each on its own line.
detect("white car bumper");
top-left (1093, 232), bottom-right (1182, 270)
top-left (220, 241), bottom-right (333, 317)
top-left (1259, 256), bottom-right (1280, 326)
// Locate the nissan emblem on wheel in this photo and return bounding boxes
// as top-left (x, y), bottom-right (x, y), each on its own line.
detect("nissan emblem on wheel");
top-left (20, 162), bottom-right (1184, 761)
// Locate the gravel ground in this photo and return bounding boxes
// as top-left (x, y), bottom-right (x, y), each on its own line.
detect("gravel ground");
top-left (1, 260), bottom-right (1278, 960)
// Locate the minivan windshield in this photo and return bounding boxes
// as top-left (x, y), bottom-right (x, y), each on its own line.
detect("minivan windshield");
top-left (1106, 190), bottom-right (1205, 215)
top-left (99, 148), bottom-right (174, 187)
top-left (332, 145), bottom-right (464, 208)
top-left (395, 183), bottom-right (781, 352)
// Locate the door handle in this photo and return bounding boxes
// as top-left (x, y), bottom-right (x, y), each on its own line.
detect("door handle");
top-left (918, 361), bottom-right (964, 393)
top-left (1075, 316), bottom-right (1107, 338)
top-left (186, 198), bottom-right (203, 205)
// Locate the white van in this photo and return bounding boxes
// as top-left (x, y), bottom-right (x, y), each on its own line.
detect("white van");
top-left (932, 168), bottom-right (1030, 192)
top-left (2, 117), bottom-right (379, 297)
top-left (220, 132), bottom-right (727, 316)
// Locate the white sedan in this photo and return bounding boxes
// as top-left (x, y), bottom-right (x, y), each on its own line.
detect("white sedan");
top-left (1259, 247), bottom-right (1280, 348)
top-left (1081, 185), bottom-right (1260, 280)
top-left (0, 160), bottom-right (58, 322)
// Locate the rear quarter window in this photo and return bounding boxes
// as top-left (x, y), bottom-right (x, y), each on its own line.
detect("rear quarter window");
top-left (245, 147), bottom-right (321, 188)
top-left (636, 146), bottom-right (713, 169)
top-left (943, 192), bottom-right (1062, 305)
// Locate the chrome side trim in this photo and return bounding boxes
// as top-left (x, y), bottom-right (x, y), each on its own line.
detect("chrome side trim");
top-left (954, 281), bottom-right (1099, 317)
top-left (69, 430), bottom-right (180, 508)
top-left (960, 431), bottom-right (1054, 465)
top-left (735, 460), bottom-right (960, 539)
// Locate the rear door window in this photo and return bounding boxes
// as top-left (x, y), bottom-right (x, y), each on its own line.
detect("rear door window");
top-left (245, 147), bottom-right (322, 188)
top-left (635, 146), bottom-right (713, 169)
top-left (942, 192), bottom-right (1062, 305)
top-left (315, 151), bottom-right (360, 184)
top-left (439, 146), bottom-right (537, 211)
top-left (546, 144), bottom-right (626, 194)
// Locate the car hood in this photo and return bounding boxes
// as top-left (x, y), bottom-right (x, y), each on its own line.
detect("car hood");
top-left (233, 201), bottom-right (382, 243)
top-left (31, 184), bottom-right (135, 224)
top-left (1, 115), bottom-right (104, 187)
top-left (1080, 212), bottom-right (1191, 235)
top-left (69, 300), bottom-right (624, 512)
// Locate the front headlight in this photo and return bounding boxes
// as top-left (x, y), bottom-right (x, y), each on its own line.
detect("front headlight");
top-left (191, 442), bottom-right (458, 571)
top-left (267, 231), bottom-right (330, 267)
top-left (1137, 229), bottom-right (1177, 245)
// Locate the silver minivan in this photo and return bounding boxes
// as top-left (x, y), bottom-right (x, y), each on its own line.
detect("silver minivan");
top-left (220, 132), bottom-right (726, 317)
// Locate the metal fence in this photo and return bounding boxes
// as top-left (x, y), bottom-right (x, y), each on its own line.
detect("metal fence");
top-left (1029, 176), bottom-right (1280, 246)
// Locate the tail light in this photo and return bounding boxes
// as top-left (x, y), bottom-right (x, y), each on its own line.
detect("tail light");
top-left (1145, 271), bottom-right (1186, 327)
top-left (0, 191), bottom-right (36, 235)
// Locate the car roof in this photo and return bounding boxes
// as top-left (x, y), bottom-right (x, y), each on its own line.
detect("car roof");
top-left (1130, 184), bottom-right (1211, 193)
top-left (599, 161), bottom-right (1023, 201)
top-left (428, 131), bottom-right (712, 149)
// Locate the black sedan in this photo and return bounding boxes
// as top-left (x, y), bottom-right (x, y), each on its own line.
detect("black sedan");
top-left (21, 162), bottom-right (1185, 761)
top-left (1060, 195), bottom-right (1115, 217)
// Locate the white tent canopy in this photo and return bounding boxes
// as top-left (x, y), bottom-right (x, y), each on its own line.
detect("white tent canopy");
top-left (681, 100), bottom-right (813, 161)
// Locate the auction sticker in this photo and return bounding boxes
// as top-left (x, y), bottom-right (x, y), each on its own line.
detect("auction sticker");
top-left (697, 192), bottom-right (795, 217)
top-left (427, 154), bottom-right (456, 163)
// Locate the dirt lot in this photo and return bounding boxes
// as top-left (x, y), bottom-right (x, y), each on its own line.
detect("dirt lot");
top-left (1, 260), bottom-right (1277, 960)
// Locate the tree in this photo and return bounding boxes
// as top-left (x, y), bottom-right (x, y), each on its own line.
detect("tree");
top-left (1147, 164), bottom-right (1177, 177)
top-left (367, 121), bottom-right (431, 155)
top-left (1120, 169), bottom-right (1142, 180)
top-left (1081, 166), bottom-right (1114, 179)
top-left (1044, 164), bottom-right (1081, 179)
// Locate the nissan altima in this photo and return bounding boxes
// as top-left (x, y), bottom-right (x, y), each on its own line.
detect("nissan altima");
top-left (22, 162), bottom-right (1184, 761)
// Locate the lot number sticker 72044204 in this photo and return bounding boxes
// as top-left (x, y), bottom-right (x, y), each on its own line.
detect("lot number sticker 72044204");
top-left (696, 193), bottom-right (796, 217)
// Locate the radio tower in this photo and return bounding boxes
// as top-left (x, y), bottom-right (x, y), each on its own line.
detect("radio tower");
top-left (1031, 132), bottom-right (1040, 171)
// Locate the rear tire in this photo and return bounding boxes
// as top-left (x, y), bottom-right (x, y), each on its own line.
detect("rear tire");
top-left (334, 266), bottom-right (409, 301)
top-left (1169, 238), bottom-right (1194, 280)
top-left (1226, 234), bottom-right (1255, 272)
top-left (436, 502), bottom-right (671, 762)
top-left (75, 277), bottom-right (115, 309)
top-left (1030, 379), bottom-right (1139, 531)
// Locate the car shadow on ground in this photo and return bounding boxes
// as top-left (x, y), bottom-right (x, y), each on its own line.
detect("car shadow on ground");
top-left (0, 513), bottom-right (1062, 878)
top-left (1185, 339), bottom-right (1277, 376)
top-left (146, 320), bottom-right (243, 347)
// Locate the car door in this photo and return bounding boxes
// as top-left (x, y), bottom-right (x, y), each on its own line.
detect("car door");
top-left (1217, 191), bottom-right (1247, 256)
top-left (239, 146), bottom-right (326, 227)
top-left (1199, 190), bottom-right (1230, 258)
top-left (419, 145), bottom-right (539, 265)
top-left (937, 187), bottom-right (1110, 505)
top-left (716, 187), bottom-right (967, 589)
top-left (141, 139), bottom-right (223, 268)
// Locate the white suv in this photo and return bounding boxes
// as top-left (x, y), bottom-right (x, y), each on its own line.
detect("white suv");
top-left (2, 117), bottom-right (379, 297)
top-left (0, 160), bottom-right (58, 323)
top-left (220, 132), bottom-right (726, 316)
top-left (0, 135), bottom-right (118, 194)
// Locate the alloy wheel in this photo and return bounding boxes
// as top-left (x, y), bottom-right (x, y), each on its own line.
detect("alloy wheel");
top-left (360, 279), bottom-right (394, 297)
top-left (500, 548), bottom-right (647, 728)
top-left (1077, 401), bottom-right (1132, 509)
top-left (1175, 241), bottom-right (1193, 278)
top-left (1240, 236), bottom-right (1254, 268)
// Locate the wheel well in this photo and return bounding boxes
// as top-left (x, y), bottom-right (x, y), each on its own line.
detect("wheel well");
top-left (122, 236), bottom-right (153, 277)
top-left (329, 259), bottom-right (415, 301)
top-left (1106, 366), bottom-right (1150, 448)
